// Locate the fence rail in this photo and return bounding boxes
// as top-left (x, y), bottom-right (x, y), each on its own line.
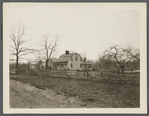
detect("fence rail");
top-left (10, 70), bottom-right (139, 84)
top-left (36, 70), bottom-right (77, 77)
top-left (33, 70), bottom-right (139, 83)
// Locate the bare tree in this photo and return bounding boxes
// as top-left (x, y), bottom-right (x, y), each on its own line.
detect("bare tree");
top-left (99, 51), bottom-right (113, 67)
top-left (81, 51), bottom-right (91, 75)
top-left (9, 25), bottom-right (34, 74)
top-left (40, 34), bottom-right (58, 70)
top-left (129, 47), bottom-right (140, 62)
top-left (94, 60), bottom-right (101, 70)
top-left (105, 45), bottom-right (132, 72)
top-left (127, 46), bottom-right (140, 71)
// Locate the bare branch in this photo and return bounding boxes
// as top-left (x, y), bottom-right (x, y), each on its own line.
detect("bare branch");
top-left (9, 49), bottom-right (16, 55)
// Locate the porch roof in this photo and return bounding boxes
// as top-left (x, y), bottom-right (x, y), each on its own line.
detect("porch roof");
top-left (53, 62), bottom-right (67, 64)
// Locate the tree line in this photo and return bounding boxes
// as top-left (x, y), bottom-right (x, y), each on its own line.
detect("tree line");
top-left (9, 24), bottom-right (140, 74)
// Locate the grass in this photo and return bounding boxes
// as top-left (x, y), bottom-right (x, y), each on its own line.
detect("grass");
top-left (10, 74), bottom-right (140, 108)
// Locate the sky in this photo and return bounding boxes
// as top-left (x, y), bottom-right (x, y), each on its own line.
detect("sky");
top-left (4, 3), bottom-right (140, 62)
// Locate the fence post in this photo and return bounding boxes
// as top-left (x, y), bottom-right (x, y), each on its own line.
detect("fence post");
top-left (131, 70), bottom-right (133, 81)
top-left (117, 71), bottom-right (120, 81)
top-left (65, 71), bottom-right (67, 78)
top-left (76, 71), bottom-right (77, 78)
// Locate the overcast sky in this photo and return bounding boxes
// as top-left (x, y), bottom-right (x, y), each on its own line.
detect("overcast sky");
top-left (4, 3), bottom-right (140, 62)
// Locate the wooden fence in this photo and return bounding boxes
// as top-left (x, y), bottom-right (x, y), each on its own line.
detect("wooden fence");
top-left (34, 70), bottom-right (139, 83)
top-left (10, 69), bottom-right (140, 84)
top-left (36, 70), bottom-right (77, 78)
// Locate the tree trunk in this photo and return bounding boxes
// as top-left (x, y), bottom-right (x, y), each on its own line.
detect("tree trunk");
top-left (121, 66), bottom-right (124, 73)
top-left (87, 69), bottom-right (89, 76)
top-left (16, 55), bottom-right (19, 74)
top-left (46, 59), bottom-right (49, 70)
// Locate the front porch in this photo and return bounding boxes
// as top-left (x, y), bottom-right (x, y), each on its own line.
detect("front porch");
top-left (53, 62), bottom-right (68, 70)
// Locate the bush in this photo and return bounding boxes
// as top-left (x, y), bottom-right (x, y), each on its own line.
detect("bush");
top-left (26, 69), bottom-right (38, 76)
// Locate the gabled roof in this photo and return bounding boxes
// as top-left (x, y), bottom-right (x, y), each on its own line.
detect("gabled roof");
top-left (30, 61), bottom-right (38, 65)
top-left (30, 59), bottom-right (53, 65)
top-left (55, 53), bottom-right (76, 63)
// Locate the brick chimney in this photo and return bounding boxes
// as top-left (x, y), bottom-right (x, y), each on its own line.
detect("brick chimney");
top-left (65, 50), bottom-right (69, 54)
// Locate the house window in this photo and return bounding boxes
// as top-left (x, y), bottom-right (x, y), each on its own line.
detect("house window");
top-left (80, 64), bottom-right (82, 68)
top-left (71, 57), bottom-right (73, 61)
top-left (76, 56), bottom-right (77, 61)
top-left (71, 63), bottom-right (73, 68)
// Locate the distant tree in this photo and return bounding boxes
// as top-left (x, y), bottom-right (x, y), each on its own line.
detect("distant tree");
top-left (93, 60), bottom-right (101, 70)
top-left (124, 46), bottom-right (140, 71)
top-left (99, 51), bottom-right (113, 67)
top-left (9, 25), bottom-right (34, 74)
top-left (129, 47), bottom-right (140, 62)
top-left (80, 51), bottom-right (89, 75)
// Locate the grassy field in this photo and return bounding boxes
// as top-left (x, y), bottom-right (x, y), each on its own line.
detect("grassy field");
top-left (10, 74), bottom-right (140, 108)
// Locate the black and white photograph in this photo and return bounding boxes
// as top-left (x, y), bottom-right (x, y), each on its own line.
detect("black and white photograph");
top-left (3, 3), bottom-right (147, 114)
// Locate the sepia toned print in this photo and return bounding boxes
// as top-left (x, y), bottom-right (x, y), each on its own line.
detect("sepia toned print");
top-left (3, 3), bottom-right (147, 114)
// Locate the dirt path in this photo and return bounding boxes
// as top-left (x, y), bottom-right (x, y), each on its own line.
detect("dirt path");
top-left (10, 79), bottom-right (85, 108)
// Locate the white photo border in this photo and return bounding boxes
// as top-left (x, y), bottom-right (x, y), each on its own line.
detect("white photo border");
top-left (3, 3), bottom-right (147, 114)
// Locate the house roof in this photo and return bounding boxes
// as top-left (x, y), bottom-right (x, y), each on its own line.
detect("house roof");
top-left (41, 59), bottom-right (54, 66)
top-left (30, 59), bottom-right (53, 66)
top-left (30, 61), bottom-right (38, 65)
top-left (55, 53), bottom-right (76, 63)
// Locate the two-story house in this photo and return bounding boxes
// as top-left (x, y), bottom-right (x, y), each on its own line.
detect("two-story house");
top-left (53, 51), bottom-right (93, 70)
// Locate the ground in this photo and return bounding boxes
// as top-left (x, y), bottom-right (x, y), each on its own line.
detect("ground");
top-left (10, 80), bottom-right (83, 108)
top-left (10, 74), bottom-right (140, 108)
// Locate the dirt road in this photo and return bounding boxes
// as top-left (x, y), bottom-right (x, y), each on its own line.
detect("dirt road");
top-left (10, 79), bottom-right (85, 108)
